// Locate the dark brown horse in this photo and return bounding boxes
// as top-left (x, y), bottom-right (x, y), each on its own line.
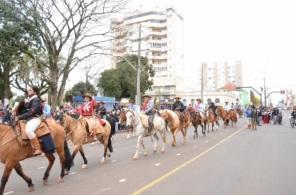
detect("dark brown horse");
top-left (59, 113), bottom-right (113, 168)
top-left (189, 110), bottom-right (206, 138)
top-left (0, 119), bottom-right (71, 195)
top-left (206, 108), bottom-right (220, 132)
top-left (175, 111), bottom-right (191, 142)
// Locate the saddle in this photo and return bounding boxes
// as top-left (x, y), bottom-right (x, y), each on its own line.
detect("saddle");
top-left (16, 120), bottom-right (51, 140)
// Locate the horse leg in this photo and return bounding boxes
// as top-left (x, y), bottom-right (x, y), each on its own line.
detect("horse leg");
top-left (181, 128), bottom-right (186, 144)
top-left (160, 130), bottom-right (166, 153)
top-left (133, 135), bottom-right (143, 159)
top-left (215, 120), bottom-right (220, 130)
top-left (101, 137), bottom-right (109, 163)
top-left (0, 161), bottom-right (15, 195)
top-left (172, 130), bottom-right (177, 147)
top-left (69, 145), bottom-right (80, 170)
top-left (140, 136), bottom-right (147, 156)
top-left (14, 163), bottom-right (34, 192)
top-left (79, 147), bottom-right (88, 168)
top-left (43, 153), bottom-right (55, 185)
top-left (152, 133), bottom-right (159, 153)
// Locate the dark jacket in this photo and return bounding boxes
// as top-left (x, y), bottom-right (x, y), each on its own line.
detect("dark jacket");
top-left (18, 96), bottom-right (43, 120)
top-left (291, 111), bottom-right (296, 119)
top-left (173, 101), bottom-right (185, 112)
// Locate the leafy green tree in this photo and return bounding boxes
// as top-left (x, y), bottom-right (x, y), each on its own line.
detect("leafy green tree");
top-left (0, 0), bottom-right (41, 102)
top-left (64, 82), bottom-right (97, 103)
top-left (97, 55), bottom-right (154, 100)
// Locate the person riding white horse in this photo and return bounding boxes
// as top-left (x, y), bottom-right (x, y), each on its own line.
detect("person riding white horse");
top-left (141, 94), bottom-right (155, 134)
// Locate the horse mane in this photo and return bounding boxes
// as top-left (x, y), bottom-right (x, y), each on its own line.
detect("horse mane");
top-left (14, 100), bottom-right (26, 116)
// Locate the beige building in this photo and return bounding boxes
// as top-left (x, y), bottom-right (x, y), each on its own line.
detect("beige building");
top-left (111, 8), bottom-right (184, 99)
top-left (201, 61), bottom-right (243, 91)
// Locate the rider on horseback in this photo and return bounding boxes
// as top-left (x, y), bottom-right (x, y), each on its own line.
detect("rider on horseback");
top-left (208, 102), bottom-right (217, 117)
top-left (291, 106), bottom-right (296, 119)
top-left (15, 86), bottom-right (43, 156)
top-left (142, 94), bottom-right (155, 133)
top-left (195, 98), bottom-right (205, 118)
top-left (79, 93), bottom-right (105, 141)
top-left (172, 96), bottom-right (185, 112)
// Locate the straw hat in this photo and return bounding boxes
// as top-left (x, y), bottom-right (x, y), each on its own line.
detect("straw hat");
top-left (83, 93), bottom-right (93, 100)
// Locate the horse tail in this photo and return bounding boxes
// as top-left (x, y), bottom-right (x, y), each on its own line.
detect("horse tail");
top-left (63, 140), bottom-right (73, 171)
top-left (107, 132), bottom-right (113, 153)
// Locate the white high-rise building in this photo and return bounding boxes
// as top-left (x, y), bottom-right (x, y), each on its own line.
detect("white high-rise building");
top-left (111, 8), bottom-right (184, 99)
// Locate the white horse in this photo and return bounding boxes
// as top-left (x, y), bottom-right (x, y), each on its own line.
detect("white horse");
top-left (124, 109), bottom-right (167, 159)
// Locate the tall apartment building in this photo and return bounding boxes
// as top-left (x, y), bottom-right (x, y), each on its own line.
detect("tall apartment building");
top-left (111, 8), bottom-right (184, 98)
top-left (201, 61), bottom-right (243, 91)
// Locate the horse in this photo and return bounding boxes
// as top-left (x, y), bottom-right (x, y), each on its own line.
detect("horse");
top-left (188, 110), bottom-right (205, 139)
top-left (216, 106), bottom-right (230, 128)
top-left (236, 107), bottom-right (243, 118)
top-left (118, 109), bottom-right (132, 139)
top-left (175, 110), bottom-right (191, 141)
top-left (59, 113), bottom-right (113, 168)
top-left (123, 109), bottom-right (166, 159)
top-left (206, 108), bottom-right (220, 132)
top-left (0, 119), bottom-right (72, 195)
top-left (159, 109), bottom-right (183, 147)
top-left (228, 110), bottom-right (238, 128)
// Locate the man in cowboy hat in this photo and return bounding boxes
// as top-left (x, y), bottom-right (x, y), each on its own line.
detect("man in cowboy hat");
top-left (96, 101), bottom-right (107, 119)
top-left (141, 94), bottom-right (155, 133)
top-left (173, 96), bottom-right (185, 112)
top-left (195, 98), bottom-right (205, 118)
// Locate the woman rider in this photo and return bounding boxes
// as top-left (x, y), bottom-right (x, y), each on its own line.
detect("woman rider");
top-left (15, 86), bottom-right (43, 156)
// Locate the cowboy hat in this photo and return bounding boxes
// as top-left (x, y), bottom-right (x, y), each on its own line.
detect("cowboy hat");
top-left (83, 93), bottom-right (93, 100)
top-left (143, 94), bottom-right (152, 98)
top-left (196, 98), bottom-right (201, 101)
top-left (175, 96), bottom-right (181, 99)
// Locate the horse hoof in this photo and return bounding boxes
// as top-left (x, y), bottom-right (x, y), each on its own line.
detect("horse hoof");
top-left (100, 159), bottom-right (106, 164)
top-left (28, 186), bottom-right (34, 192)
top-left (133, 156), bottom-right (139, 160)
top-left (65, 170), bottom-right (69, 175)
top-left (58, 177), bottom-right (64, 183)
top-left (81, 164), bottom-right (87, 169)
top-left (43, 179), bottom-right (48, 186)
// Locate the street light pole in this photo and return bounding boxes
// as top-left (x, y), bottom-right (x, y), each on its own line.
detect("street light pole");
top-left (136, 24), bottom-right (142, 106)
top-left (264, 77), bottom-right (267, 107)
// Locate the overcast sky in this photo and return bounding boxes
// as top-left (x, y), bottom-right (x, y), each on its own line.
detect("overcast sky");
top-left (128, 0), bottom-right (296, 93)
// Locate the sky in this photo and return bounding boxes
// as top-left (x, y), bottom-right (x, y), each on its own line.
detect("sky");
top-left (127, 0), bottom-right (296, 95)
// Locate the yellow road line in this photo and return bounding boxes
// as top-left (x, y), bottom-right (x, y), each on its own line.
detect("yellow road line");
top-left (131, 126), bottom-right (245, 195)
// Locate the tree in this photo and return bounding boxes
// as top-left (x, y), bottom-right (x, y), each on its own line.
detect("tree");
top-left (9, 0), bottom-right (127, 110)
top-left (0, 0), bottom-right (41, 102)
top-left (97, 55), bottom-right (154, 100)
top-left (66, 81), bottom-right (97, 97)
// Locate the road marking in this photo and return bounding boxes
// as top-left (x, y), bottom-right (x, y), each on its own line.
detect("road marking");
top-left (154, 163), bottom-right (161, 167)
top-left (100, 187), bottom-right (112, 192)
top-left (4, 191), bottom-right (14, 195)
top-left (119, 178), bottom-right (127, 183)
top-left (131, 126), bottom-right (244, 195)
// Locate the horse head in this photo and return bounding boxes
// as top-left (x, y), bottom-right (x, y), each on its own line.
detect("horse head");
top-left (125, 110), bottom-right (135, 129)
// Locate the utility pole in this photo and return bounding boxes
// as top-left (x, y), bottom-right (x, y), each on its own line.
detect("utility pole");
top-left (136, 24), bottom-right (142, 106)
top-left (201, 63), bottom-right (204, 102)
top-left (264, 77), bottom-right (267, 107)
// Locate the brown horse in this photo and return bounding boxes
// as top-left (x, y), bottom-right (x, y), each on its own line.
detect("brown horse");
top-left (216, 106), bottom-right (230, 128)
top-left (0, 119), bottom-right (71, 195)
top-left (118, 110), bottom-right (133, 139)
top-left (175, 111), bottom-right (191, 142)
top-left (60, 113), bottom-right (113, 168)
top-left (206, 108), bottom-right (220, 132)
top-left (160, 109), bottom-right (181, 147)
top-left (188, 110), bottom-right (206, 139)
top-left (228, 110), bottom-right (238, 128)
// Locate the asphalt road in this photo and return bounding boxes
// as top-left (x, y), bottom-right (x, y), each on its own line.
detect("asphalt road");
top-left (1, 114), bottom-right (296, 195)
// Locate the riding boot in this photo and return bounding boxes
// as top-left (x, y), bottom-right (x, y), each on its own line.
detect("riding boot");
top-left (148, 114), bottom-right (154, 134)
top-left (30, 137), bottom-right (42, 156)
